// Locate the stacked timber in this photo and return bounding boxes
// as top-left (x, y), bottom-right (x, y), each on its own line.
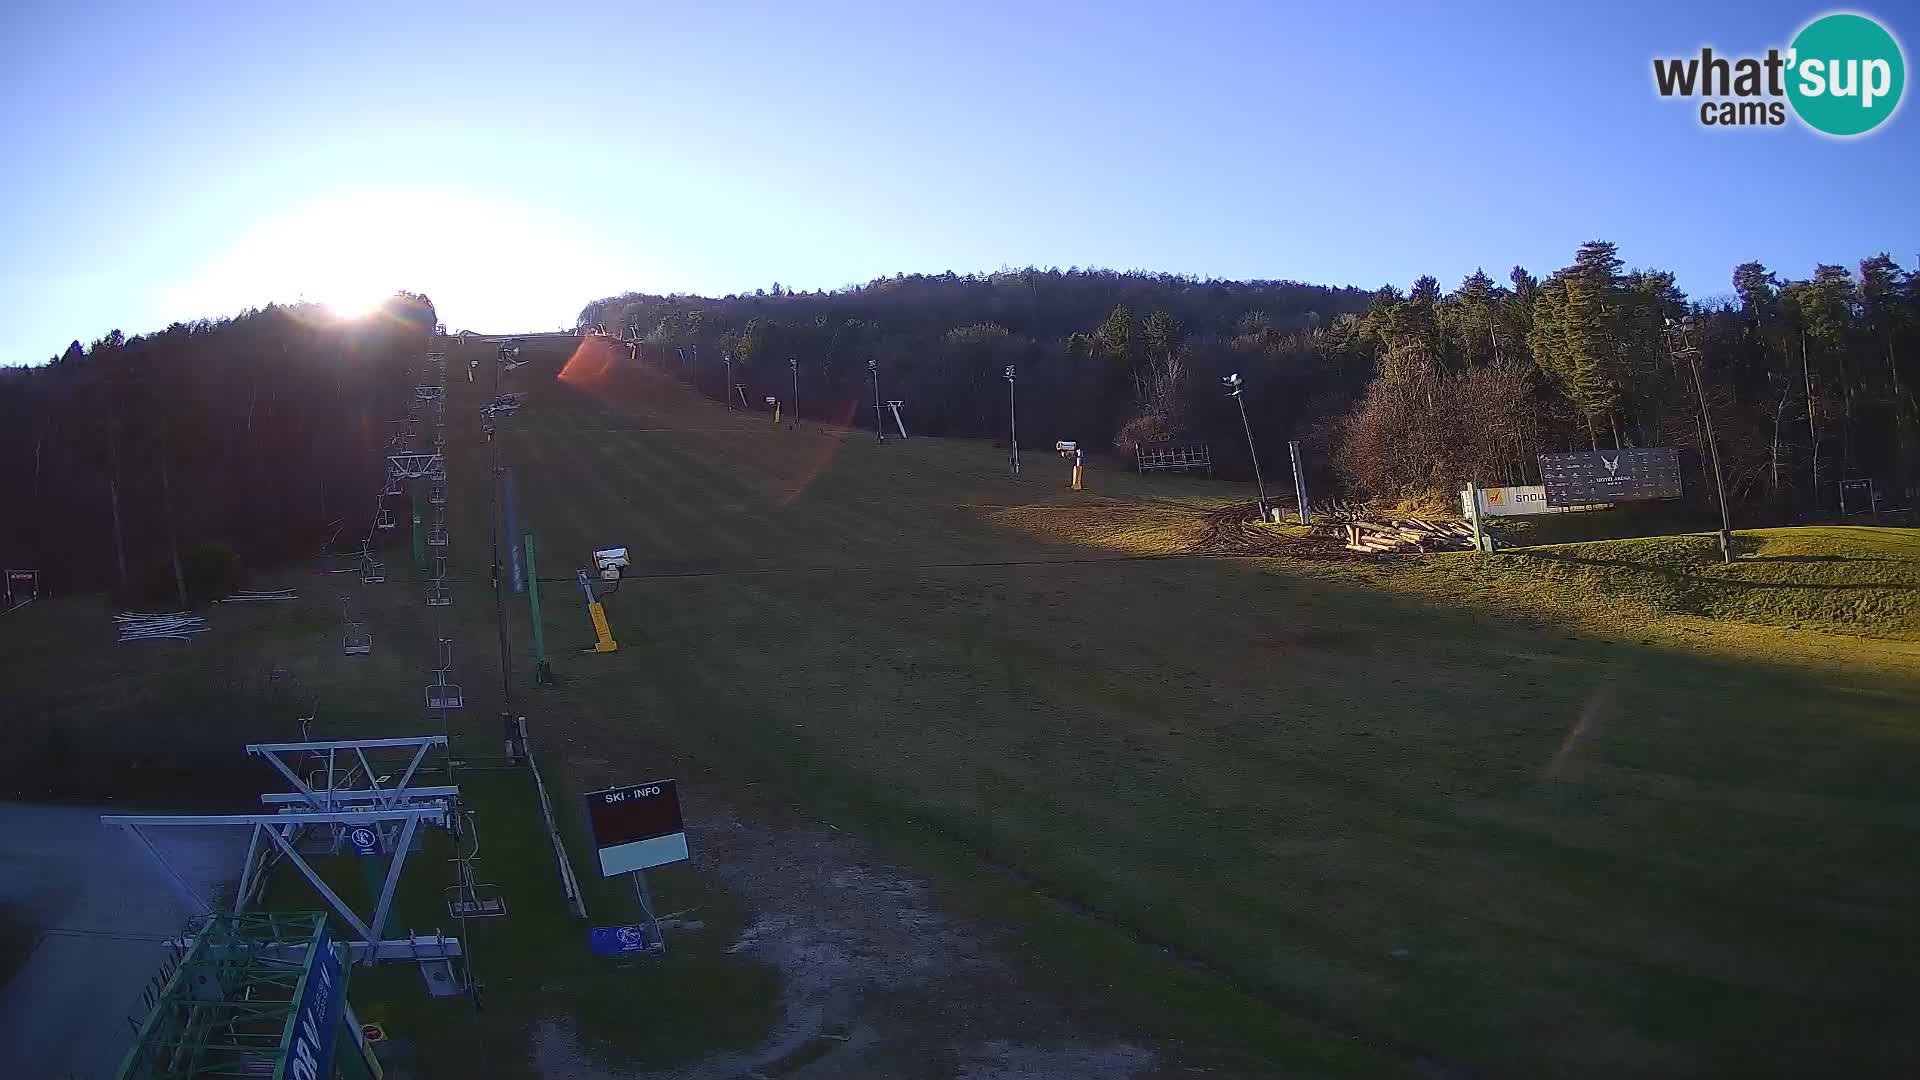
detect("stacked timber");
top-left (1339, 518), bottom-right (1486, 554)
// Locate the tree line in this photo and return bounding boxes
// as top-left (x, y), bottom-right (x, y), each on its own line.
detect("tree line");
top-left (0, 295), bottom-right (436, 598)
top-left (582, 254), bottom-right (1918, 517)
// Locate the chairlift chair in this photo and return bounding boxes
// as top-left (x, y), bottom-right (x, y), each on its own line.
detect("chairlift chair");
top-left (362, 558), bottom-right (386, 584)
top-left (429, 483), bottom-right (447, 506)
top-left (382, 476), bottom-right (402, 497)
top-left (445, 811), bottom-right (509, 918)
top-left (343, 622), bottom-right (372, 656)
top-left (427, 578), bottom-right (451, 607)
top-left (428, 527), bottom-right (448, 548)
top-left (375, 508), bottom-right (397, 531)
top-left (425, 677), bottom-right (464, 710)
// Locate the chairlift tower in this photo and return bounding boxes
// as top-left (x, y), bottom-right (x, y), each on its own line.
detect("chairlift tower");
top-left (111, 911), bottom-right (376, 1080)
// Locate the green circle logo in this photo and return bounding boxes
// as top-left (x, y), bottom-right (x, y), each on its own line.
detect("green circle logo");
top-left (1787, 13), bottom-right (1905, 136)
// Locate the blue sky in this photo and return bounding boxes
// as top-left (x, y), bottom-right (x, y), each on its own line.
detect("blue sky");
top-left (2, 0), bottom-right (1915, 363)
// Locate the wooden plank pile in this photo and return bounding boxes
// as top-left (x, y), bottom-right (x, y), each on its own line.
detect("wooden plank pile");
top-left (116, 611), bottom-right (210, 642)
top-left (1338, 518), bottom-right (1485, 554)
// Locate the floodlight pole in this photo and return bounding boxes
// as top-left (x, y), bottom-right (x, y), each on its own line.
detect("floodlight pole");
top-left (1674, 317), bottom-right (1733, 563)
top-left (1225, 373), bottom-right (1268, 518)
top-left (869, 360), bottom-right (885, 442)
top-left (1004, 366), bottom-right (1021, 477)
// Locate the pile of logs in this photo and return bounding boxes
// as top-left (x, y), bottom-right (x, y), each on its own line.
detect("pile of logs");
top-left (1336, 518), bottom-right (1487, 554)
top-left (116, 611), bottom-right (210, 642)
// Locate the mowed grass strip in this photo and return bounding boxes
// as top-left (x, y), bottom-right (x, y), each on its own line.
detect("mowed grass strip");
top-left (502, 349), bottom-right (1920, 1078)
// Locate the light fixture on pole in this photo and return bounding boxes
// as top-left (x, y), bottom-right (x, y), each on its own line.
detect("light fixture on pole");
top-left (869, 359), bottom-right (885, 442)
top-left (1223, 373), bottom-right (1268, 518)
top-left (788, 357), bottom-right (800, 430)
top-left (1670, 316), bottom-right (1734, 562)
top-left (1004, 365), bottom-right (1020, 478)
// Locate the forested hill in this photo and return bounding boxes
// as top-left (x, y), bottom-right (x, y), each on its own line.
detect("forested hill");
top-left (581, 256), bottom-right (1919, 521)
top-left (580, 269), bottom-right (1377, 471)
top-left (0, 294), bottom-right (435, 598)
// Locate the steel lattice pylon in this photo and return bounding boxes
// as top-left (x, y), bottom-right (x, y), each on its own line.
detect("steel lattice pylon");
top-left (114, 911), bottom-right (373, 1080)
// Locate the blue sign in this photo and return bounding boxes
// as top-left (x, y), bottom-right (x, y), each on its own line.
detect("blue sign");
top-left (286, 925), bottom-right (344, 1080)
top-left (589, 925), bottom-right (655, 956)
top-left (347, 825), bottom-right (381, 858)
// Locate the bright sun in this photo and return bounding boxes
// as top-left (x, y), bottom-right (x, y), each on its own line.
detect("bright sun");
top-left (320, 282), bottom-right (395, 320)
top-left (171, 187), bottom-right (627, 332)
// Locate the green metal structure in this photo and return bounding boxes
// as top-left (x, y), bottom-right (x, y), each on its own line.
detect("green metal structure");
top-left (115, 911), bottom-right (376, 1080)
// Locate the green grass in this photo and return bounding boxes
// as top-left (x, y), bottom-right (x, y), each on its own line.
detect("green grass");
top-left (7, 335), bottom-right (1920, 1078)
top-left (501, 347), bottom-right (1920, 1077)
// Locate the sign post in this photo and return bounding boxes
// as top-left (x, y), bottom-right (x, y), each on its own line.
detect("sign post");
top-left (1288, 440), bottom-right (1312, 525)
top-left (583, 780), bottom-right (690, 954)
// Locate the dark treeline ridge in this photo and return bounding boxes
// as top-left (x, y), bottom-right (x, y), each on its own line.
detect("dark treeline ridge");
top-left (0, 295), bottom-right (436, 597)
top-left (581, 253), bottom-right (1919, 517)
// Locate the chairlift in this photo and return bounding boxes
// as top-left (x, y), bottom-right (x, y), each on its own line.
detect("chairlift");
top-left (425, 677), bottom-right (464, 710)
top-left (361, 558), bottom-right (386, 584)
top-left (429, 483), bottom-right (447, 506)
top-left (427, 578), bottom-right (451, 607)
top-left (382, 476), bottom-right (402, 497)
top-left (375, 508), bottom-right (397, 531)
top-left (343, 622), bottom-right (372, 656)
top-left (428, 527), bottom-right (448, 547)
top-left (445, 811), bottom-right (509, 918)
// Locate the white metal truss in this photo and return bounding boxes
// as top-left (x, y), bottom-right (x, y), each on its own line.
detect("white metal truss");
top-left (386, 453), bottom-right (445, 479)
top-left (245, 735), bottom-right (450, 813)
top-left (886, 400), bottom-right (910, 438)
top-left (99, 805), bottom-right (456, 962)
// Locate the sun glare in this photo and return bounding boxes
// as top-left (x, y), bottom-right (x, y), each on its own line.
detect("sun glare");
top-left (321, 283), bottom-right (395, 320)
top-left (169, 187), bottom-right (625, 331)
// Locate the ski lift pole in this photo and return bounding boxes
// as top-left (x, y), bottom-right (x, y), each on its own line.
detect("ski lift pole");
top-left (525, 533), bottom-right (552, 685)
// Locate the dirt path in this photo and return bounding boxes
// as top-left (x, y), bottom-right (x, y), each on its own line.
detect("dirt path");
top-left (533, 800), bottom-right (1161, 1080)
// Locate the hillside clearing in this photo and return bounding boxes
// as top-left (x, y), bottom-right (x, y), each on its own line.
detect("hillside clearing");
top-left (4, 336), bottom-right (1918, 1079)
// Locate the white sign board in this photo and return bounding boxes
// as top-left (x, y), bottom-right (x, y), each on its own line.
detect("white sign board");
top-left (1461, 485), bottom-right (1605, 518)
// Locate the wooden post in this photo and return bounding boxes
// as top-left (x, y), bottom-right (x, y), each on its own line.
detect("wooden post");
top-left (1466, 480), bottom-right (1487, 553)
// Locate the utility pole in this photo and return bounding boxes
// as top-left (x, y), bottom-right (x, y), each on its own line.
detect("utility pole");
top-left (1223, 373), bottom-right (1268, 519)
top-left (1676, 317), bottom-right (1735, 562)
top-left (1004, 365), bottom-right (1020, 477)
top-left (789, 358), bottom-right (800, 430)
top-left (869, 360), bottom-right (885, 442)
top-left (723, 352), bottom-right (733, 409)
top-left (103, 373), bottom-right (129, 593)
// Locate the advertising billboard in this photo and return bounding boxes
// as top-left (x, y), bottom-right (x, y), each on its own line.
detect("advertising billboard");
top-left (1538, 449), bottom-right (1683, 507)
